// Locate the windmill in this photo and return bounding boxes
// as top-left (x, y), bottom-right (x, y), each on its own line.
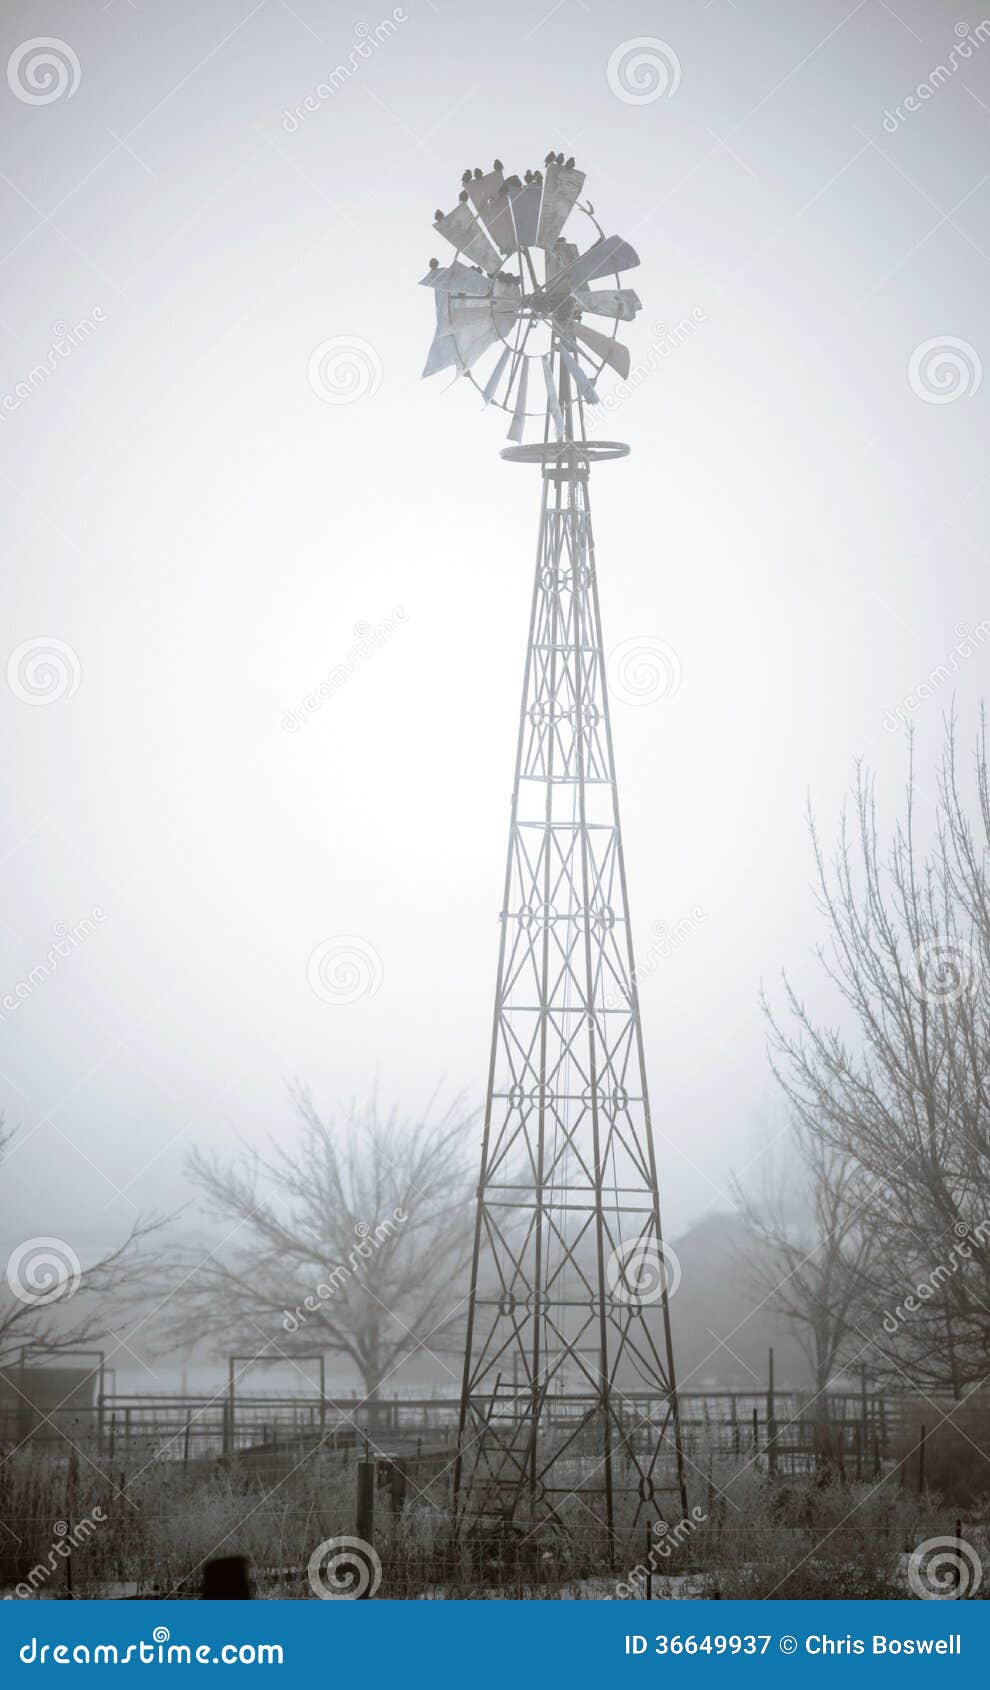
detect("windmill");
top-left (421, 155), bottom-right (687, 1552)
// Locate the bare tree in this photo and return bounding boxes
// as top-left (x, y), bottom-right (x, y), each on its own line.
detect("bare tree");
top-left (732, 1118), bottom-right (879, 1399)
top-left (765, 716), bottom-right (990, 1394)
top-left (0, 1120), bottom-right (168, 1371)
top-left (164, 1087), bottom-right (477, 1400)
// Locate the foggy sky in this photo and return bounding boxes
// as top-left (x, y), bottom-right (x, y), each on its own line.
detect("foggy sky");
top-left (1, 0), bottom-right (988, 1256)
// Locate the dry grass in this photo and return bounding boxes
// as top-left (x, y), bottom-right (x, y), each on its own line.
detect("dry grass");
top-left (1, 1440), bottom-right (987, 1599)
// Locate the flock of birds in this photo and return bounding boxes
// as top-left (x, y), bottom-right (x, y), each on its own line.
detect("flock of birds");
top-left (434, 153), bottom-right (578, 222)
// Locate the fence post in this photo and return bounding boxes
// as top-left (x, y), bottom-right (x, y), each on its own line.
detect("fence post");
top-left (860, 1363), bottom-right (868, 1457)
top-left (226, 1357), bottom-right (235, 1458)
top-left (183, 1418), bottom-right (191, 1471)
top-left (766, 1348), bottom-right (777, 1478)
top-left (389, 1460), bottom-right (407, 1516)
top-left (918, 1423), bottom-right (926, 1495)
top-left (356, 1458), bottom-right (375, 1590)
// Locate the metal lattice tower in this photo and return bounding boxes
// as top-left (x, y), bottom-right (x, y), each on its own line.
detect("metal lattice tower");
top-left (420, 155), bottom-right (686, 1547)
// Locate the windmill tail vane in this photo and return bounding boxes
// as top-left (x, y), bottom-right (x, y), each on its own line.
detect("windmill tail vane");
top-left (419, 155), bottom-right (686, 1553)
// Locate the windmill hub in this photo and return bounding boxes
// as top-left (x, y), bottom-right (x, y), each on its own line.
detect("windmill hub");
top-left (421, 156), bottom-right (642, 443)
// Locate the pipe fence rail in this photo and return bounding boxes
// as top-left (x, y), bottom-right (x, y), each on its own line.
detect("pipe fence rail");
top-left (0, 1384), bottom-right (912, 1479)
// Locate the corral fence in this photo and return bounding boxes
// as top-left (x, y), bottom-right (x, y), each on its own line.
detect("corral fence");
top-left (0, 1382), bottom-right (938, 1481)
top-left (2, 1346), bottom-right (985, 1496)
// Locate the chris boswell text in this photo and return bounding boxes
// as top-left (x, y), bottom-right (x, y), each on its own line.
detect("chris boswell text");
top-left (624, 1634), bottom-right (964, 1657)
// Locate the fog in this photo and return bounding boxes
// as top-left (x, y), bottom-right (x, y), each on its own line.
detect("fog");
top-left (1, 0), bottom-right (987, 1266)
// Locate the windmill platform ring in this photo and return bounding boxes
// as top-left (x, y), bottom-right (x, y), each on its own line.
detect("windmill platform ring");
top-left (500, 439), bottom-right (630, 464)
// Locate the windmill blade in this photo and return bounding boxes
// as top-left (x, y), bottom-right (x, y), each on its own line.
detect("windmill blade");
top-left (422, 329), bottom-right (458, 377)
top-left (479, 177), bottom-right (520, 252)
top-left (469, 167), bottom-right (520, 254)
top-left (453, 321), bottom-right (501, 370)
top-left (536, 159), bottom-right (586, 249)
top-left (572, 322), bottom-right (631, 380)
top-left (560, 346), bottom-right (599, 406)
top-left (420, 261), bottom-right (492, 295)
top-left (482, 344), bottom-right (512, 405)
top-left (433, 203), bottom-right (501, 274)
top-left (507, 358), bottom-right (529, 441)
top-left (467, 166), bottom-right (504, 216)
top-left (422, 285), bottom-right (458, 377)
top-left (447, 276), bottom-right (518, 324)
top-left (446, 276), bottom-right (520, 372)
top-left (547, 239), bottom-right (580, 281)
top-left (449, 300), bottom-right (499, 369)
top-left (546, 235), bottom-right (640, 301)
top-left (542, 354), bottom-right (564, 438)
top-left (574, 287), bottom-right (642, 322)
top-left (509, 181), bottom-right (543, 248)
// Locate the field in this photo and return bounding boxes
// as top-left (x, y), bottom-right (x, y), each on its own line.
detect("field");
top-left (2, 1423), bottom-right (988, 1601)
